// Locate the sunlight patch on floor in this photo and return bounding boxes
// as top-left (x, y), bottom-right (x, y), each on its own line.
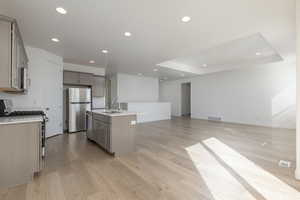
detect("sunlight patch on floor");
top-left (203, 137), bottom-right (300, 200)
top-left (186, 143), bottom-right (256, 200)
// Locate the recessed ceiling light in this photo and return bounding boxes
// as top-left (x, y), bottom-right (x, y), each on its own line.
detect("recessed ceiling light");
top-left (102, 50), bottom-right (108, 54)
top-left (51, 38), bottom-right (60, 42)
top-left (181, 16), bottom-right (191, 23)
top-left (256, 52), bottom-right (262, 56)
top-left (202, 64), bottom-right (208, 67)
top-left (124, 32), bottom-right (132, 37)
top-left (89, 60), bottom-right (95, 64)
top-left (153, 69), bottom-right (158, 72)
top-left (56, 7), bottom-right (67, 15)
top-left (138, 73), bottom-right (143, 76)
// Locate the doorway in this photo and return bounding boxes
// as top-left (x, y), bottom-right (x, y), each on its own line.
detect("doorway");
top-left (181, 82), bottom-right (191, 117)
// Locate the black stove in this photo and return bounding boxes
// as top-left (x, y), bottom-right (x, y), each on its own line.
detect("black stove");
top-left (2, 110), bottom-right (48, 158)
top-left (6, 110), bottom-right (46, 117)
top-left (0, 99), bottom-right (48, 158)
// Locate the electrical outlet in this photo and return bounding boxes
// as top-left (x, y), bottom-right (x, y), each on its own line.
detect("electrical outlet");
top-left (261, 142), bottom-right (267, 146)
top-left (278, 160), bottom-right (291, 168)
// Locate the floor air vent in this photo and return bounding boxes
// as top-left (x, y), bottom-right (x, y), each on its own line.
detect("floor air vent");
top-left (278, 160), bottom-right (291, 168)
top-left (208, 116), bottom-right (222, 121)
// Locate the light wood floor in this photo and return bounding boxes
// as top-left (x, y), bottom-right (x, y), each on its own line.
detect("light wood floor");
top-left (1, 117), bottom-right (300, 200)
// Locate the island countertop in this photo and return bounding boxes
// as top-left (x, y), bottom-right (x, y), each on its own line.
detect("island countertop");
top-left (0, 115), bottom-right (43, 125)
top-left (89, 109), bottom-right (136, 117)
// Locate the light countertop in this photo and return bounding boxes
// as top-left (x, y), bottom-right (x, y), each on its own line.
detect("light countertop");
top-left (0, 115), bottom-right (43, 125)
top-left (90, 109), bottom-right (136, 117)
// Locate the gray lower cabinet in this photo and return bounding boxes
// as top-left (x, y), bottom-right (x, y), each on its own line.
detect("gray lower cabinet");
top-left (0, 122), bottom-right (42, 188)
top-left (93, 119), bottom-right (110, 149)
top-left (87, 112), bottom-right (136, 156)
top-left (86, 112), bottom-right (95, 140)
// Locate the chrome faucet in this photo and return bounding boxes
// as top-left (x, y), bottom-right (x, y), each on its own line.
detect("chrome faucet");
top-left (111, 97), bottom-right (120, 111)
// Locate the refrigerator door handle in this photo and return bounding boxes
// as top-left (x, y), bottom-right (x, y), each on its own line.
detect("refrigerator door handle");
top-left (70, 102), bottom-right (91, 104)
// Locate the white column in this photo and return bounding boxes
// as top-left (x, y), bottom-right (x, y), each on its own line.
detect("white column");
top-left (296, 0), bottom-right (300, 180)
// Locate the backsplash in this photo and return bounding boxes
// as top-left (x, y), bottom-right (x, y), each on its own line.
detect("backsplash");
top-left (93, 97), bottom-right (105, 109)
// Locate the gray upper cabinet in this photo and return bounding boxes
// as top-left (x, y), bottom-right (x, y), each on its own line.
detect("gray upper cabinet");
top-left (63, 71), bottom-right (80, 85)
top-left (0, 15), bottom-right (28, 92)
top-left (63, 71), bottom-right (94, 86)
top-left (0, 20), bottom-right (11, 90)
top-left (79, 73), bottom-right (93, 85)
top-left (93, 76), bottom-right (105, 97)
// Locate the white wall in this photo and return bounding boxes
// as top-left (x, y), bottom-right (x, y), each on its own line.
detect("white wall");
top-left (125, 102), bottom-right (171, 123)
top-left (115, 73), bottom-right (159, 102)
top-left (295, 0), bottom-right (300, 179)
top-left (0, 46), bottom-right (64, 137)
top-left (160, 61), bottom-right (296, 129)
top-left (64, 63), bottom-right (105, 76)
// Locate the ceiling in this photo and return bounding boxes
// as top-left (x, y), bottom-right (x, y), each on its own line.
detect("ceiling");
top-left (157, 33), bottom-right (283, 77)
top-left (0, 0), bottom-right (295, 80)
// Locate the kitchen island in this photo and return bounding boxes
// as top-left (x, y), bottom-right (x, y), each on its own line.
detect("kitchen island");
top-left (86, 110), bottom-right (137, 156)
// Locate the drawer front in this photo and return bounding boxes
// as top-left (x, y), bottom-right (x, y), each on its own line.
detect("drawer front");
top-left (93, 113), bottom-right (110, 123)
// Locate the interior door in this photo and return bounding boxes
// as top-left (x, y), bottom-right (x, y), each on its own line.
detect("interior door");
top-left (38, 59), bottom-right (63, 137)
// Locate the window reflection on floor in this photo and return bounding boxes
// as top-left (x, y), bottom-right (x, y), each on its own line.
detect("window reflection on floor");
top-left (186, 143), bottom-right (256, 200)
top-left (186, 138), bottom-right (300, 200)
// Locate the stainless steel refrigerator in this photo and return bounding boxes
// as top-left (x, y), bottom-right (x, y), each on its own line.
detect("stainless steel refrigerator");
top-left (68, 88), bottom-right (91, 132)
